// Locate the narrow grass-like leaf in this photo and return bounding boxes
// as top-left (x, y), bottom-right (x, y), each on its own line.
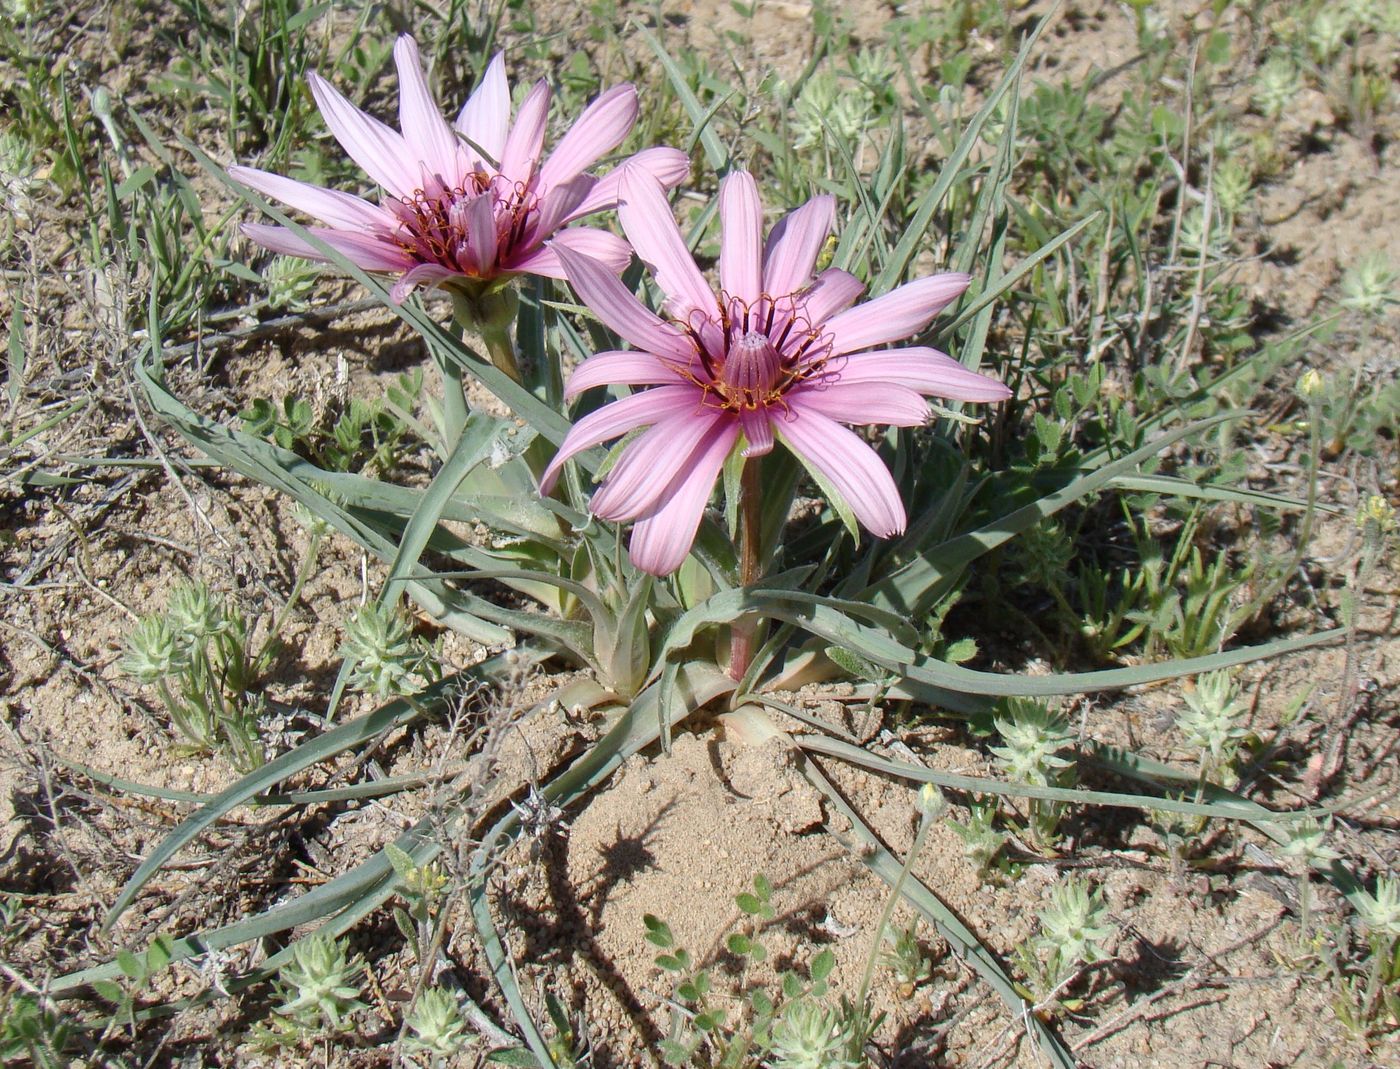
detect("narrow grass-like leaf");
top-left (6, 300), bottom-right (23, 406)
top-left (382, 412), bottom-right (512, 605)
top-left (640, 28), bottom-right (728, 171)
top-left (51, 755), bottom-right (427, 807)
top-left (101, 667), bottom-right (496, 932)
top-left (872, 8), bottom-right (1054, 295)
top-left (860, 411), bottom-right (1246, 614)
top-left (1108, 474), bottom-right (1339, 514)
top-left (654, 584), bottom-right (1342, 699)
top-left (138, 351), bottom-right (510, 644)
top-left (797, 734), bottom-right (1331, 821)
top-left (798, 756), bottom-right (1076, 1069)
top-left (937, 214), bottom-right (1100, 342)
top-left (1088, 744), bottom-right (1368, 908)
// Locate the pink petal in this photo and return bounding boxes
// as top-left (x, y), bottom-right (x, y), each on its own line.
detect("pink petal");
top-left (511, 228), bottom-right (633, 278)
top-left (540, 384), bottom-right (702, 494)
top-left (832, 348), bottom-right (1011, 402)
top-left (462, 192), bottom-right (498, 274)
top-left (762, 194), bottom-right (835, 296)
top-left (390, 263), bottom-right (461, 303)
top-left (551, 243), bottom-right (696, 362)
top-left (740, 407), bottom-right (774, 456)
top-left (618, 168), bottom-right (717, 324)
top-left (568, 147), bottom-right (690, 220)
top-left (628, 420), bottom-right (740, 575)
top-left (455, 53), bottom-right (510, 168)
top-left (787, 381), bottom-right (928, 427)
top-left (500, 79), bottom-right (550, 184)
top-left (241, 222), bottom-right (414, 272)
top-left (800, 268), bottom-right (866, 325)
top-left (393, 37), bottom-right (463, 182)
top-left (719, 171), bottom-right (763, 304)
top-left (824, 273), bottom-right (971, 355)
top-left (564, 350), bottom-right (688, 399)
top-left (308, 71), bottom-right (418, 200)
top-left (528, 174), bottom-right (596, 244)
top-left (229, 165), bottom-right (393, 233)
top-left (538, 84), bottom-right (638, 194)
top-left (591, 409), bottom-right (726, 521)
top-left (776, 410), bottom-right (906, 538)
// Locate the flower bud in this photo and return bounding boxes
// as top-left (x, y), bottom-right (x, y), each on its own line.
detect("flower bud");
top-left (1295, 368), bottom-right (1326, 404)
top-left (917, 782), bottom-right (947, 820)
top-left (122, 615), bottom-right (185, 684)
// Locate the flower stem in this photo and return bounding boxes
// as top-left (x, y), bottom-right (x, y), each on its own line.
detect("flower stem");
top-left (729, 459), bottom-right (764, 682)
top-left (480, 321), bottom-right (523, 386)
top-left (432, 343), bottom-right (471, 452)
top-left (858, 804), bottom-right (934, 1007)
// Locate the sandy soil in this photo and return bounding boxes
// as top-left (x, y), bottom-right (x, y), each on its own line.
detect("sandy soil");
top-left (1, 1), bottom-right (1398, 1067)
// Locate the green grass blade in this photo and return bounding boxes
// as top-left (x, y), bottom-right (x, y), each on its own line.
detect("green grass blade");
top-left (382, 412), bottom-right (511, 605)
top-left (136, 351), bottom-right (511, 644)
top-left (639, 28), bottom-right (728, 171)
top-left (1088, 744), bottom-right (1369, 910)
top-left (861, 411), bottom-right (1246, 614)
top-left (101, 666), bottom-right (497, 932)
top-left (1108, 473), bottom-right (1340, 514)
top-left (797, 734), bottom-right (1332, 822)
top-left (938, 214), bottom-right (1099, 342)
top-left (799, 757), bottom-right (1076, 1069)
top-left (652, 584), bottom-right (1342, 698)
top-left (871, 7), bottom-right (1055, 296)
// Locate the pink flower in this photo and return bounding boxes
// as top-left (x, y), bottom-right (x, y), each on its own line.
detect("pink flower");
top-left (541, 169), bottom-right (1011, 576)
top-left (230, 37), bottom-right (690, 302)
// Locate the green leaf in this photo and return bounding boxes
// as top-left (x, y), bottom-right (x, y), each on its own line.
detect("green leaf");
top-left (810, 947), bottom-right (835, 982)
top-left (486, 1048), bottom-right (543, 1066)
top-left (145, 935), bottom-right (173, 972)
top-left (95, 667), bottom-right (498, 939)
top-left (660, 1039), bottom-right (695, 1066)
top-left (116, 949), bottom-right (142, 980)
top-left (91, 980), bottom-right (124, 1004)
top-left (384, 843), bottom-right (416, 881)
top-left (825, 644), bottom-right (889, 684)
top-left (735, 893), bottom-right (763, 915)
top-left (860, 412), bottom-right (1249, 614)
top-left (727, 933), bottom-right (751, 955)
top-left (872, 9), bottom-right (1052, 294)
top-left (643, 914), bottom-right (674, 949)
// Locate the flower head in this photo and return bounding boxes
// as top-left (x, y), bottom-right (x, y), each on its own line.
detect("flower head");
top-left (231, 37), bottom-right (690, 302)
top-left (542, 169), bottom-right (1010, 575)
top-left (1356, 876), bottom-right (1400, 940)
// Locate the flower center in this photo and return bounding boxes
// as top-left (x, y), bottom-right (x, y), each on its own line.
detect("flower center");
top-left (675, 292), bottom-right (842, 415)
top-left (719, 330), bottom-right (782, 408)
top-left (385, 172), bottom-right (536, 277)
